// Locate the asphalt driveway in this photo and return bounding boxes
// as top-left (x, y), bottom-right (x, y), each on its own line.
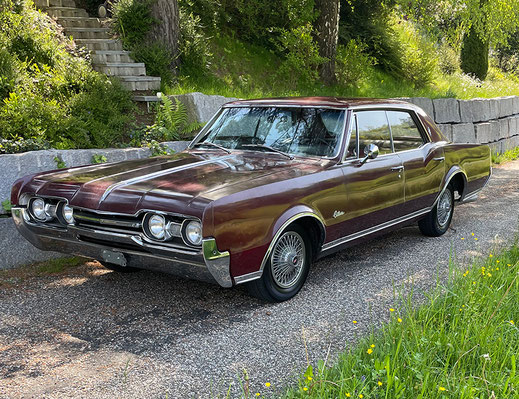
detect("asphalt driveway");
top-left (1, 160), bottom-right (518, 399)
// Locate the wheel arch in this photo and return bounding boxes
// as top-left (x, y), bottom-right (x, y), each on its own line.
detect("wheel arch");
top-left (437, 167), bottom-right (467, 205)
top-left (233, 207), bottom-right (326, 285)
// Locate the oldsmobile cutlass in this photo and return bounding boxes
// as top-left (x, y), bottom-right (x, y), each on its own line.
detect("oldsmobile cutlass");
top-left (11, 97), bottom-right (491, 301)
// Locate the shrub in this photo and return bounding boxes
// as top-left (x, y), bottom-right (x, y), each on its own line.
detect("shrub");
top-left (438, 42), bottom-right (460, 75)
top-left (335, 39), bottom-right (376, 88)
top-left (111, 0), bottom-right (156, 48)
top-left (131, 42), bottom-right (174, 87)
top-left (178, 8), bottom-right (212, 75)
top-left (461, 28), bottom-right (489, 80)
top-left (63, 76), bottom-right (136, 149)
top-left (275, 24), bottom-right (326, 88)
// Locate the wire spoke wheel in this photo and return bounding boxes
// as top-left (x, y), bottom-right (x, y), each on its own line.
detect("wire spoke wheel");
top-left (271, 231), bottom-right (306, 289)
top-left (437, 189), bottom-right (453, 227)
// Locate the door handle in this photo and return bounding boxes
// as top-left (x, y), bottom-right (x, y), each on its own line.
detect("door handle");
top-left (391, 166), bottom-right (404, 172)
top-left (433, 157), bottom-right (445, 162)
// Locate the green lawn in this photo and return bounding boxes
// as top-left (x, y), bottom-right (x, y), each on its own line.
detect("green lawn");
top-left (281, 244), bottom-right (519, 399)
top-left (168, 35), bottom-right (519, 101)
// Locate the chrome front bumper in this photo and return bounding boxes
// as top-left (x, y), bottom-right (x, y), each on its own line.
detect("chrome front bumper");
top-left (11, 208), bottom-right (232, 287)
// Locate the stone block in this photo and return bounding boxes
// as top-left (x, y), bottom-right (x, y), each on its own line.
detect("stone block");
top-left (433, 98), bottom-right (460, 123)
top-left (451, 123), bottom-right (476, 143)
top-left (489, 141), bottom-right (503, 155)
top-left (513, 96), bottom-right (519, 114)
top-left (489, 120), bottom-right (500, 143)
top-left (436, 124), bottom-right (453, 141)
top-left (499, 96), bottom-right (515, 118)
top-left (60, 149), bottom-right (94, 168)
top-left (489, 98), bottom-right (501, 120)
top-left (474, 122), bottom-right (492, 143)
top-left (459, 99), bottom-right (491, 123)
top-left (500, 118), bottom-right (510, 139)
top-left (169, 92), bottom-right (239, 124)
top-left (163, 141), bottom-right (190, 153)
top-left (0, 218), bottom-right (66, 270)
top-left (406, 97), bottom-right (434, 117)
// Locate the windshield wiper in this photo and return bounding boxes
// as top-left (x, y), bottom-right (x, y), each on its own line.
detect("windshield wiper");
top-left (242, 144), bottom-right (294, 160)
top-left (192, 141), bottom-right (231, 154)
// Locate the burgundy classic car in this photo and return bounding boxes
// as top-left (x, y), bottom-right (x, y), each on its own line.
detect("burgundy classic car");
top-left (11, 97), bottom-right (491, 301)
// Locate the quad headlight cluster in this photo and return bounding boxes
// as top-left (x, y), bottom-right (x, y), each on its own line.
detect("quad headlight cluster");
top-left (28, 197), bottom-right (74, 225)
top-left (143, 212), bottom-right (202, 247)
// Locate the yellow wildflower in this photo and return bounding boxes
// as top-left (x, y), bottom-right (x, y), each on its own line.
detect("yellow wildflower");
top-left (489, 254), bottom-right (493, 257)
top-left (378, 381), bottom-right (383, 386)
top-left (265, 382), bottom-right (271, 387)
top-left (353, 320), bottom-right (357, 324)
top-left (307, 376), bottom-right (312, 381)
top-left (346, 394), bottom-right (351, 398)
top-left (359, 395), bottom-right (364, 399)
top-left (511, 320), bottom-right (515, 325)
top-left (370, 344), bottom-right (375, 348)
top-left (397, 318), bottom-right (402, 323)
top-left (303, 387), bottom-right (308, 391)
top-left (439, 387), bottom-right (446, 391)
top-left (475, 238), bottom-right (478, 241)
top-left (461, 237), bottom-right (465, 240)
top-left (367, 348), bottom-right (373, 354)
top-left (471, 233), bottom-right (475, 236)
top-left (256, 394), bottom-right (260, 397)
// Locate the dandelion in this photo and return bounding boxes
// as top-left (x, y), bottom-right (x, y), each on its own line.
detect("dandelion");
top-left (511, 320), bottom-right (515, 325)
top-left (346, 394), bottom-right (351, 398)
top-left (496, 260), bottom-right (500, 263)
top-left (367, 348), bottom-right (373, 354)
top-left (265, 382), bottom-right (271, 387)
top-left (378, 381), bottom-right (383, 386)
top-left (303, 387), bottom-right (308, 391)
top-left (496, 267), bottom-right (499, 270)
top-left (507, 263), bottom-right (512, 267)
top-left (439, 386), bottom-right (446, 391)
top-left (359, 395), bottom-right (364, 398)
top-left (487, 273), bottom-right (492, 277)
top-left (255, 394), bottom-right (260, 397)
top-left (461, 237), bottom-right (465, 240)
top-left (459, 308), bottom-right (462, 311)
top-left (353, 320), bottom-right (358, 324)
top-left (397, 318), bottom-right (402, 323)
top-left (475, 238), bottom-right (478, 241)
top-left (389, 308), bottom-right (395, 312)
top-left (370, 344), bottom-right (375, 348)
top-left (471, 233), bottom-right (475, 236)
top-left (307, 376), bottom-right (312, 381)
top-left (489, 254), bottom-right (493, 257)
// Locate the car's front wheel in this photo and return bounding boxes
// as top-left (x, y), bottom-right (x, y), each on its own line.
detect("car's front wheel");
top-left (246, 224), bottom-right (312, 302)
top-left (419, 184), bottom-right (454, 237)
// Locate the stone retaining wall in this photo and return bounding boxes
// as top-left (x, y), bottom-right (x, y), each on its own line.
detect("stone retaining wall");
top-left (2, 93), bottom-right (519, 270)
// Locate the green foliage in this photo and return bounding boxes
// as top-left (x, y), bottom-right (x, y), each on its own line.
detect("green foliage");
top-left (36, 256), bottom-right (84, 274)
top-left (131, 42), bottom-right (174, 88)
top-left (0, 0), bottom-right (137, 153)
top-left (143, 94), bottom-right (200, 142)
top-left (2, 199), bottom-right (12, 213)
top-left (391, 16), bottom-right (439, 88)
top-left (335, 39), bottom-right (376, 88)
top-left (91, 153), bottom-right (107, 164)
top-left (275, 24), bottom-right (326, 88)
top-left (438, 42), bottom-right (460, 75)
top-left (178, 7), bottom-right (212, 75)
top-left (111, 0), bottom-right (156, 48)
top-left (461, 27), bottom-right (489, 80)
top-left (492, 146), bottom-right (519, 164)
top-left (284, 244), bottom-right (519, 398)
top-left (53, 155), bottom-right (66, 169)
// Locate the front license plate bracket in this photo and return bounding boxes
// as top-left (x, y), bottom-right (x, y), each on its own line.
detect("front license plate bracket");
top-left (101, 249), bottom-right (127, 267)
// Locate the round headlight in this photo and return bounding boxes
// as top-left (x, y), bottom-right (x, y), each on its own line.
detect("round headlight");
top-left (62, 205), bottom-right (74, 224)
top-left (148, 214), bottom-right (166, 240)
top-left (31, 198), bottom-right (46, 221)
top-left (185, 220), bottom-right (202, 246)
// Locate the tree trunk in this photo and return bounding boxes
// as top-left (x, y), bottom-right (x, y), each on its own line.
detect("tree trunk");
top-left (148, 0), bottom-right (180, 69)
top-left (314, 0), bottom-right (340, 85)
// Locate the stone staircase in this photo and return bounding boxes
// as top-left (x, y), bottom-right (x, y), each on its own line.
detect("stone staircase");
top-left (35, 0), bottom-right (161, 94)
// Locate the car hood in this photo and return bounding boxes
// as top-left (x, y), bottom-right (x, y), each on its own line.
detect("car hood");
top-left (25, 151), bottom-right (330, 215)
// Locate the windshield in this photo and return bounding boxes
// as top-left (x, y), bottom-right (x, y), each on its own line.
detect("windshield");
top-left (194, 107), bottom-right (346, 158)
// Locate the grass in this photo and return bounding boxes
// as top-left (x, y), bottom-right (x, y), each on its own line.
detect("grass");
top-left (167, 35), bottom-right (519, 101)
top-left (279, 244), bottom-right (519, 399)
top-left (492, 147), bottom-right (519, 165)
top-left (35, 256), bottom-right (84, 275)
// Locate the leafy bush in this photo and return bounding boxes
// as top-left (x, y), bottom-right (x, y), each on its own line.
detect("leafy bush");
top-left (111, 0), bottom-right (156, 48)
top-left (131, 42), bottom-right (174, 87)
top-left (275, 24), bottom-right (326, 88)
top-left (335, 39), bottom-right (376, 88)
top-left (438, 42), bottom-right (460, 75)
top-left (0, 0), bottom-right (137, 153)
top-left (390, 16), bottom-right (439, 88)
top-left (178, 8), bottom-right (212, 75)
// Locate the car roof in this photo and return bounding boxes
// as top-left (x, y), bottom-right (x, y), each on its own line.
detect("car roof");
top-left (223, 96), bottom-right (411, 109)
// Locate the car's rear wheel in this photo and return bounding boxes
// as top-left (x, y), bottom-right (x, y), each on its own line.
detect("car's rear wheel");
top-left (419, 184), bottom-right (454, 237)
top-left (246, 224), bottom-right (312, 302)
top-left (100, 261), bottom-right (140, 273)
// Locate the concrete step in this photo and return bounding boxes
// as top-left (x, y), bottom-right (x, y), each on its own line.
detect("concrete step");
top-left (75, 38), bottom-right (123, 51)
top-left (118, 76), bottom-right (161, 91)
top-left (34, 0), bottom-right (76, 9)
top-left (90, 50), bottom-right (134, 63)
top-left (57, 17), bottom-right (103, 28)
top-left (64, 27), bottom-right (111, 39)
top-left (93, 62), bottom-right (146, 76)
top-left (47, 6), bottom-right (88, 18)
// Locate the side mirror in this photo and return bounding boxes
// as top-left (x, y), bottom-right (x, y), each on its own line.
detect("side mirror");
top-left (359, 144), bottom-right (379, 165)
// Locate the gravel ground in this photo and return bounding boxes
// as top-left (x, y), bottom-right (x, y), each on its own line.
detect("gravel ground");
top-left (1, 161), bottom-right (518, 399)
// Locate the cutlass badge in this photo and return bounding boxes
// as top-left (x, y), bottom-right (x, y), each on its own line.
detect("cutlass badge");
top-left (333, 210), bottom-right (345, 219)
